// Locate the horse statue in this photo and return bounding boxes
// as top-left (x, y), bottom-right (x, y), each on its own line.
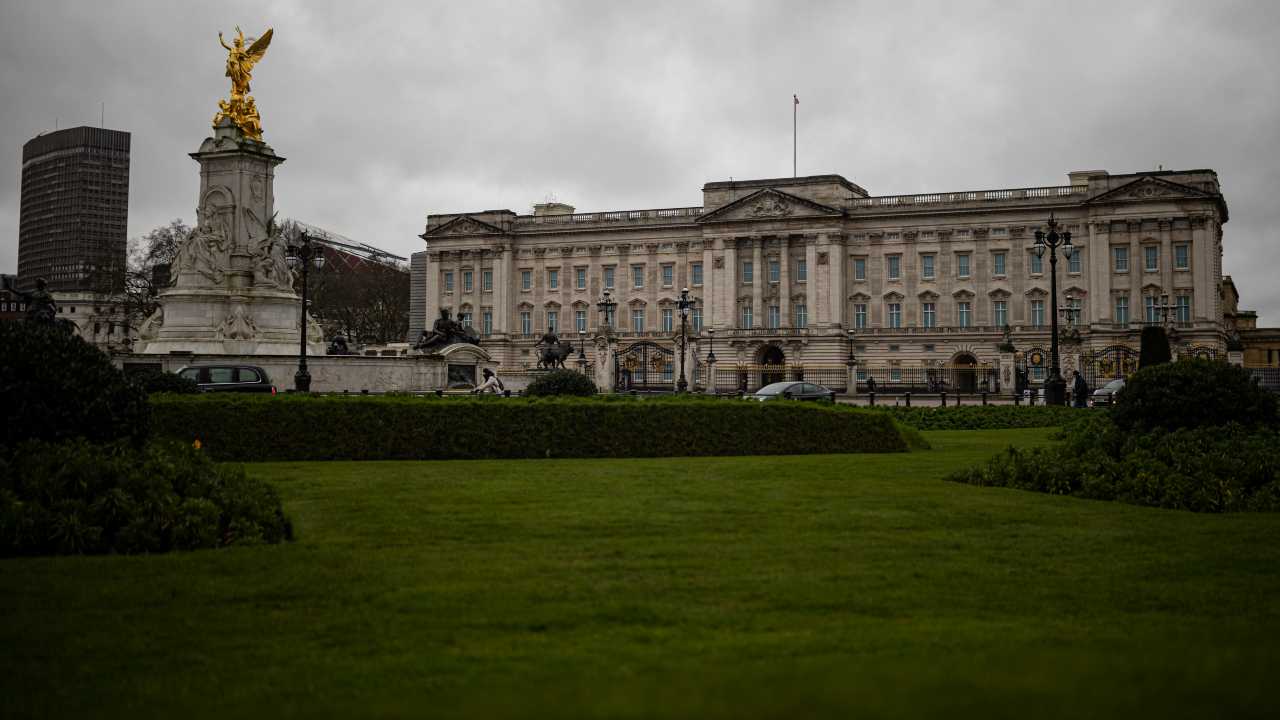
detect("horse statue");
top-left (537, 340), bottom-right (576, 369)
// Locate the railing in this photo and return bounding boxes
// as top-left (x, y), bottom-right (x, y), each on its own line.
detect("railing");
top-left (853, 366), bottom-right (999, 395)
top-left (721, 327), bottom-right (812, 338)
top-left (516, 206), bottom-right (704, 226)
top-left (849, 185), bottom-right (1086, 210)
top-left (697, 363), bottom-right (851, 394)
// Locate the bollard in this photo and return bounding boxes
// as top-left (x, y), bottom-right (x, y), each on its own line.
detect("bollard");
top-left (869, 392), bottom-right (876, 407)
top-left (940, 391), bottom-right (947, 407)
top-left (982, 391), bottom-right (988, 406)
top-left (1014, 392), bottom-right (1021, 406)
top-left (904, 392), bottom-right (911, 408)
top-left (503, 389), bottom-right (511, 398)
top-left (435, 389), bottom-right (442, 397)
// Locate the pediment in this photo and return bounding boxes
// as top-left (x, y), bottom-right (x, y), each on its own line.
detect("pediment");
top-left (423, 216), bottom-right (506, 237)
top-left (697, 188), bottom-right (843, 223)
top-left (1086, 176), bottom-right (1213, 206)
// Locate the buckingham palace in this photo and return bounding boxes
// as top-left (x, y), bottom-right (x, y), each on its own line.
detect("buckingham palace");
top-left (413, 168), bottom-right (1228, 393)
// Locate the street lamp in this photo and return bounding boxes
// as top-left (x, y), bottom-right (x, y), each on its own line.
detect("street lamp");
top-left (1034, 214), bottom-right (1073, 405)
top-left (677, 287), bottom-right (695, 392)
top-left (846, 328), bottom-right (857, 364)
top-left (577, 328), bottom-right (587, 360)
top-left (596, 288), bottom-right (617, 329)
top-left (286, 230), bottom-right (326, 392)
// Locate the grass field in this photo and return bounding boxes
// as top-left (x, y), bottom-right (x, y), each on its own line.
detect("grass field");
top-left (3, 428), bottom-right (1279, 719)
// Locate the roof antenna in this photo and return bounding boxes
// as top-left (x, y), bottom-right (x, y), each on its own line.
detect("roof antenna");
top-left (100, 102), bottom-right (105, 127)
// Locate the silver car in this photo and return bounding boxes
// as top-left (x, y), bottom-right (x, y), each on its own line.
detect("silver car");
top-left (1091, 378), bottom-right (1125, 407)
top-left (750, 381), bottom-right (837, 403)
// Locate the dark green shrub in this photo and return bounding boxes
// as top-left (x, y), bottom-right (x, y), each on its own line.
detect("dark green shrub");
top-left (0, 322), bottom-right (149, 449)
top-left (131, 369), bottom-right (199, 395)
top-left (945, 414), bottom-right (1280, 513)
top-left (150, 394), bottom-right (911, 461)
top-left (524, 370), bottom-right (598, 396)
top-left (1139, 325), bottom-right (1173, 368)
top-left (876, 404), bottom-right (1077, 430)
top-left (1111, 359), bottom-right (1277, 434)
top-left (0, 439), bottom-right (292, 556)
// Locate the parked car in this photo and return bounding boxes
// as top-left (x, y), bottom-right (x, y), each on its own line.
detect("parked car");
top-left (750, 381), bottom-right (837, 403)
top-left (177, 364), bottom-right (278, 394)
top-left (1091, 377), bottom-right (1125, 407)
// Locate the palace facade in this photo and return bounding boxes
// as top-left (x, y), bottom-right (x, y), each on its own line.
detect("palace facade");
top-left (416, 169), bottom-right (1228, 392)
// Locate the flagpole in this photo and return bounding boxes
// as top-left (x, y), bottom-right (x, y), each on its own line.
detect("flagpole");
top-left (793, 94), bottom-right (797, 178)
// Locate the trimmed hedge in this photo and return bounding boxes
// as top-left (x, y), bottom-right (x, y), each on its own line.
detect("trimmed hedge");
top-left (1111, 359), bottom-right (1277, 434)
top-left (525, 370), bottom-right (598, 396)
top-left (876, 405), bottom-right (1079, 431)
top-left (151, 395), bottom-right (912, 461)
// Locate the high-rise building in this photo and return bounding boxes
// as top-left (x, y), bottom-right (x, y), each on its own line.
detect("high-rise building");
top-left (17, 126), bottom-right (130, 293)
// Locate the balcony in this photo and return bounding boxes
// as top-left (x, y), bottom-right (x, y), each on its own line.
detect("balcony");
top-left (848, 185), bottom-right (1087, 213)
top-left (722, 327), bottom-right (812, 339)
top-left (514, 206), bottom-right (704, 229)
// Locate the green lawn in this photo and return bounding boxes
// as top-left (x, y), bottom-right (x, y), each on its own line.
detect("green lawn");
top-left (3, 428), bottom-right (1279, 719)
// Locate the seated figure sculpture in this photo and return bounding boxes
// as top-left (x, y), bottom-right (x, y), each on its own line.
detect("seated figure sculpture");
top-left (414, 309), bottom-right (479, 353)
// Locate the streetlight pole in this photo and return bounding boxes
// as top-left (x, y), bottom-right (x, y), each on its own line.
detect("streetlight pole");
top-left (1034, 214), bottom-right (1073, 406)
top-left (286, 230), bottom-right (326, 392)
top-left (845, 328), bottom-right (857, 395)
top-left (677, 287), bottom-right (693, 393)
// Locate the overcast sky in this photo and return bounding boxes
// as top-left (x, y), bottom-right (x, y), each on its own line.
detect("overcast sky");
top-left (3, 0), bottom-right (1279, 319)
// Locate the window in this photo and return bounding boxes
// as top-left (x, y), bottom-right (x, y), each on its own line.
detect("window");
top-left (957, 253), bottom-right (970, 279)
top-left (460, 311), bottom-right (473, 328)
top-left (463, 271), bottom-right (473, 292)
top-left (1066, 249), bottom-right (1081, 274)
top-left (482, 311), bottom-right (493, 336)
top-left (632, 308), bottom-right (645, 332)
top-left (604, 266), bottom-right (615, 289)
top-left (958, 301), bottom-right (972, 328)
top-left (1174, 244), bottom-right (1190, 270)
top-left (662, 264), bottom-right (674, 287)
top-left (854, 303), bottom-right (867, 329)
top-left (768, 304), bottom-right (780, 328)
top-left (1067, 297), bottom-right (1083, 324)
top-left (691, 262), bottom-right (703, 286)
top-left (1144, 246), bottom-right (1159, 272)
top-left (854, 257), bottom-right (867, 280)
top-left (797, 259), bottom-right (807, 282)
top-left (548, 269), bottom-right (559, 290)
top-left (1145, 295), bottom-right (1159, 324)
top-left (546, 310), bottom-right (557, 333)
top-left (632, 265), bottom-right (644, 289)
top-left (993, 252), bottom-right (1007, 276)
top-left (692, 308), bottom-right (702, 332)
top-left (922, 302), bottom-right (936, 328)
top-left (1115, 295), bottom-right (1129, 325)
top-left (662, 308), bottom-right (673, 332)
top-left (1176, 295), bottom-right (1191, 323)
top-left (887, 255), bottom-right (901, 280)
top-left (481, 270), bottom-right (492, 292)
top-left (993, 300), bottom-right (1008, 327)
top-left (795, 303), bottom-right (807, 328)
top-left (768, 260), bottom-right (780, 283)
top-left (209, 367), bottom-right (234, 384)
top-left (1113, 246), bottom-right (1129, 272)
top-left (1031, 299), bottom-right (1045, 327)
top-left (1030, 253), bottom-right (1043, 274)
top-left (887, 303), bottom-right (902, 328)
top-left (575, 309), bottom-right (587, 332)
top-left (742, 261), bottom-right (754, 284)
top-left (520, 270), bottom-right (531, 290)
top-left (444, 271), bottom-right (455, 292)
top-left (741, 305), bottom-right (753, 329)
top-left (921, 255), bottom-right (935, 280)
top-left (576, 268), bottom-right (587, 290)
top-left (520, 311), bottom-right (531, 335)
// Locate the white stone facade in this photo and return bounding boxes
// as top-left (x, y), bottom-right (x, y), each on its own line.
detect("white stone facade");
top-left (416, 170), bottom-right (1229, 392)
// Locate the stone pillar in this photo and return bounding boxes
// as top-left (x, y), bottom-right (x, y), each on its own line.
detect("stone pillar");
top-left (778, 235), bottom-right (791, 328)
top-left (702, 240), bottom-right (716, 328)
top-left (704, 355), bottom-right (717, 395)
top-left (424, 251), bottom-right (440, 335)
top-left (827, 233), bottom-right (844, 328)
top-left (805, 236), bottom-right (819, 325)
top-left (999, 352), bottom-right (1015, 396)
top-left (751, 237), bottom-right (764, 327)
top-left (593, 332), bottom-right (618, 392)
top-left (722, 239), bottom-right (738, 329)
top-left (1087, 221), bottom-right (1109, 324)
top-left (1190, 215), bottom-right (1212, 321)
top-left (846, 361), bottom-right (857, 396)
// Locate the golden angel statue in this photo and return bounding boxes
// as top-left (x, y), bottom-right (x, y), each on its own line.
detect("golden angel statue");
top-left (213, 26), bottom-right (273, 141)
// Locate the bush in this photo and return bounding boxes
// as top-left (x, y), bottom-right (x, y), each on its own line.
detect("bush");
top-left (946, 417), bottom-right (1280, 513)
top-left (130, 370), bottom-right (200, 395)
top-left (0, 439), bottom-right (292, 556)
top-left (1139, 325), bottom-right (1173, 368)
top-left (1110, 359), bottom-right (1277, 434)
top-left (0, 322), bottom-right (150, 450)
top-left (150, 394), bottom-right (912, 461)
top-left (876, 405), bottom-right (1077, 431)
top-left (524, 370), bottom-right (598, 396)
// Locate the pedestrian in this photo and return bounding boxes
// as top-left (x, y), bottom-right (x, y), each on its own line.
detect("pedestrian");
top-left (1072, 370), bottom-right (1089, 408)
top-left (866, 375), bottom-right (876, 394)
top-left (472, 368), bottom-right (504, 395)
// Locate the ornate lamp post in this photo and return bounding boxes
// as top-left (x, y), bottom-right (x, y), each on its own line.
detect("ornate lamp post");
top-left (596, 288), bottom-right (617, 329)
top-left (1034, 214), bottom-right (1073, 405)
top-left (677, 287), bottom-right (694, 392)
top-left (286, 230), bottom-right (326, 392)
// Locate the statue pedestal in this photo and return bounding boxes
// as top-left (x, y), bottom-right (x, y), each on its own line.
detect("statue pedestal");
top-left (136, 120), bottom-right (321, 356)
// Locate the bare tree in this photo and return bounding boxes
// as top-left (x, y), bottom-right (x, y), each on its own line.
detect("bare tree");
top-left (305, 256), bottom-right (409, 345)
top-left (119, 219), bottom-right (190, 334)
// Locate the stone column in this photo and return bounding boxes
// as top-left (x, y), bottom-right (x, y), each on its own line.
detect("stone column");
top-left (805, 235), bottom-right (819, 325)
top-left (593, 332), bottom-right (618, 392)
top-left (1159, 218), bottom-right (1174, 303)
top-left (778, 235), bottom-right (791, 328)
top-left (1190, 215), bottom-right (1211, 321)
top-left (827, 233), bottom-right (844, 328)
top-left (751, 237), bottom-right (764, 327)
top-left (424, 251), bottom-right (441, 333)
top-left (701, 239), bottom-right (716, 328)
top-left (722, 239), bottom-right (738, 329)
top-left (1087, 221), bottom-right (1109, 325)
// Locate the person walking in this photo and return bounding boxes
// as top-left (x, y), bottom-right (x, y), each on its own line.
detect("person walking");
top-left (472, 368), bottom-right (504, 395)
top-left (1072, 370), bottom-right (1089, 408)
